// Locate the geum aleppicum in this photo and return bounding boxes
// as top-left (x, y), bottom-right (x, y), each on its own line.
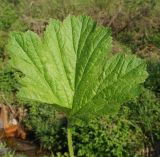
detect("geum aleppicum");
top-left (7, 15), bottom-right (148, 157)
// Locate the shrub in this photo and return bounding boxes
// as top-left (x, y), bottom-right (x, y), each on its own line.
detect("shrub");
top-left (0, 59), bottom-right (18, 104)
top-left (148, 33), bottom-right (160, 49)
top-left (73, 113), bottom-right (143, 157)
top-left (24, 89), bottom-right (160, 156)
top-left (24, 103), bottom-right (68, 152)
top-left (24, 103), bottom-right (144, 157)
top-left (0, 1), bottom-right (17, 30)
top-left (128, 89), bottom-right (160, 150)
top-left (145, 61), bottom-right (160, 96)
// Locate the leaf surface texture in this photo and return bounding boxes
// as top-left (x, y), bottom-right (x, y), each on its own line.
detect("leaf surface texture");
top-left (7, 15), bottom-right (148, 120)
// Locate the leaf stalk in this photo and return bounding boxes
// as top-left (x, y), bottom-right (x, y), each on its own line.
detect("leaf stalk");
top-left (67, 124), bottom-right (74, 157)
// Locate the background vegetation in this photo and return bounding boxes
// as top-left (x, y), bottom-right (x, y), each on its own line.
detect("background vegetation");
top-left (0, 0), bottom-right (160, 157)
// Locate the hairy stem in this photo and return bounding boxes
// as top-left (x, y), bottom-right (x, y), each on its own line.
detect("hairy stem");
top-left (67, 124), bottom-right (74, 157)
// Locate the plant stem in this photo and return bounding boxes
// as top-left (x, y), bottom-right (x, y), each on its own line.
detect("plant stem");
top-left (67, 125), bottom-right (74, 157)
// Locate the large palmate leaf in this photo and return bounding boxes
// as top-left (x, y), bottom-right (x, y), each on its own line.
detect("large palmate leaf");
top-left (7, 15), bottom-right (148, 122)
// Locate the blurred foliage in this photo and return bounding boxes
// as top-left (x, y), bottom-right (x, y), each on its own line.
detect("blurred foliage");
top-left (145, 61), bottom-right (160, 96)
top-left (0, 0), bottom-right (160, 156)
top-left (0, 59), bottom-right (18, 104)
top-left (0, 1), bottom-right (17, 30)
top-left (148, 33), bottom-right (160, 49)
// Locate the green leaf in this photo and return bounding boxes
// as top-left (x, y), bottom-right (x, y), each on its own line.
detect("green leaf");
top-left (7, 15), bottom-right (148, 122)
